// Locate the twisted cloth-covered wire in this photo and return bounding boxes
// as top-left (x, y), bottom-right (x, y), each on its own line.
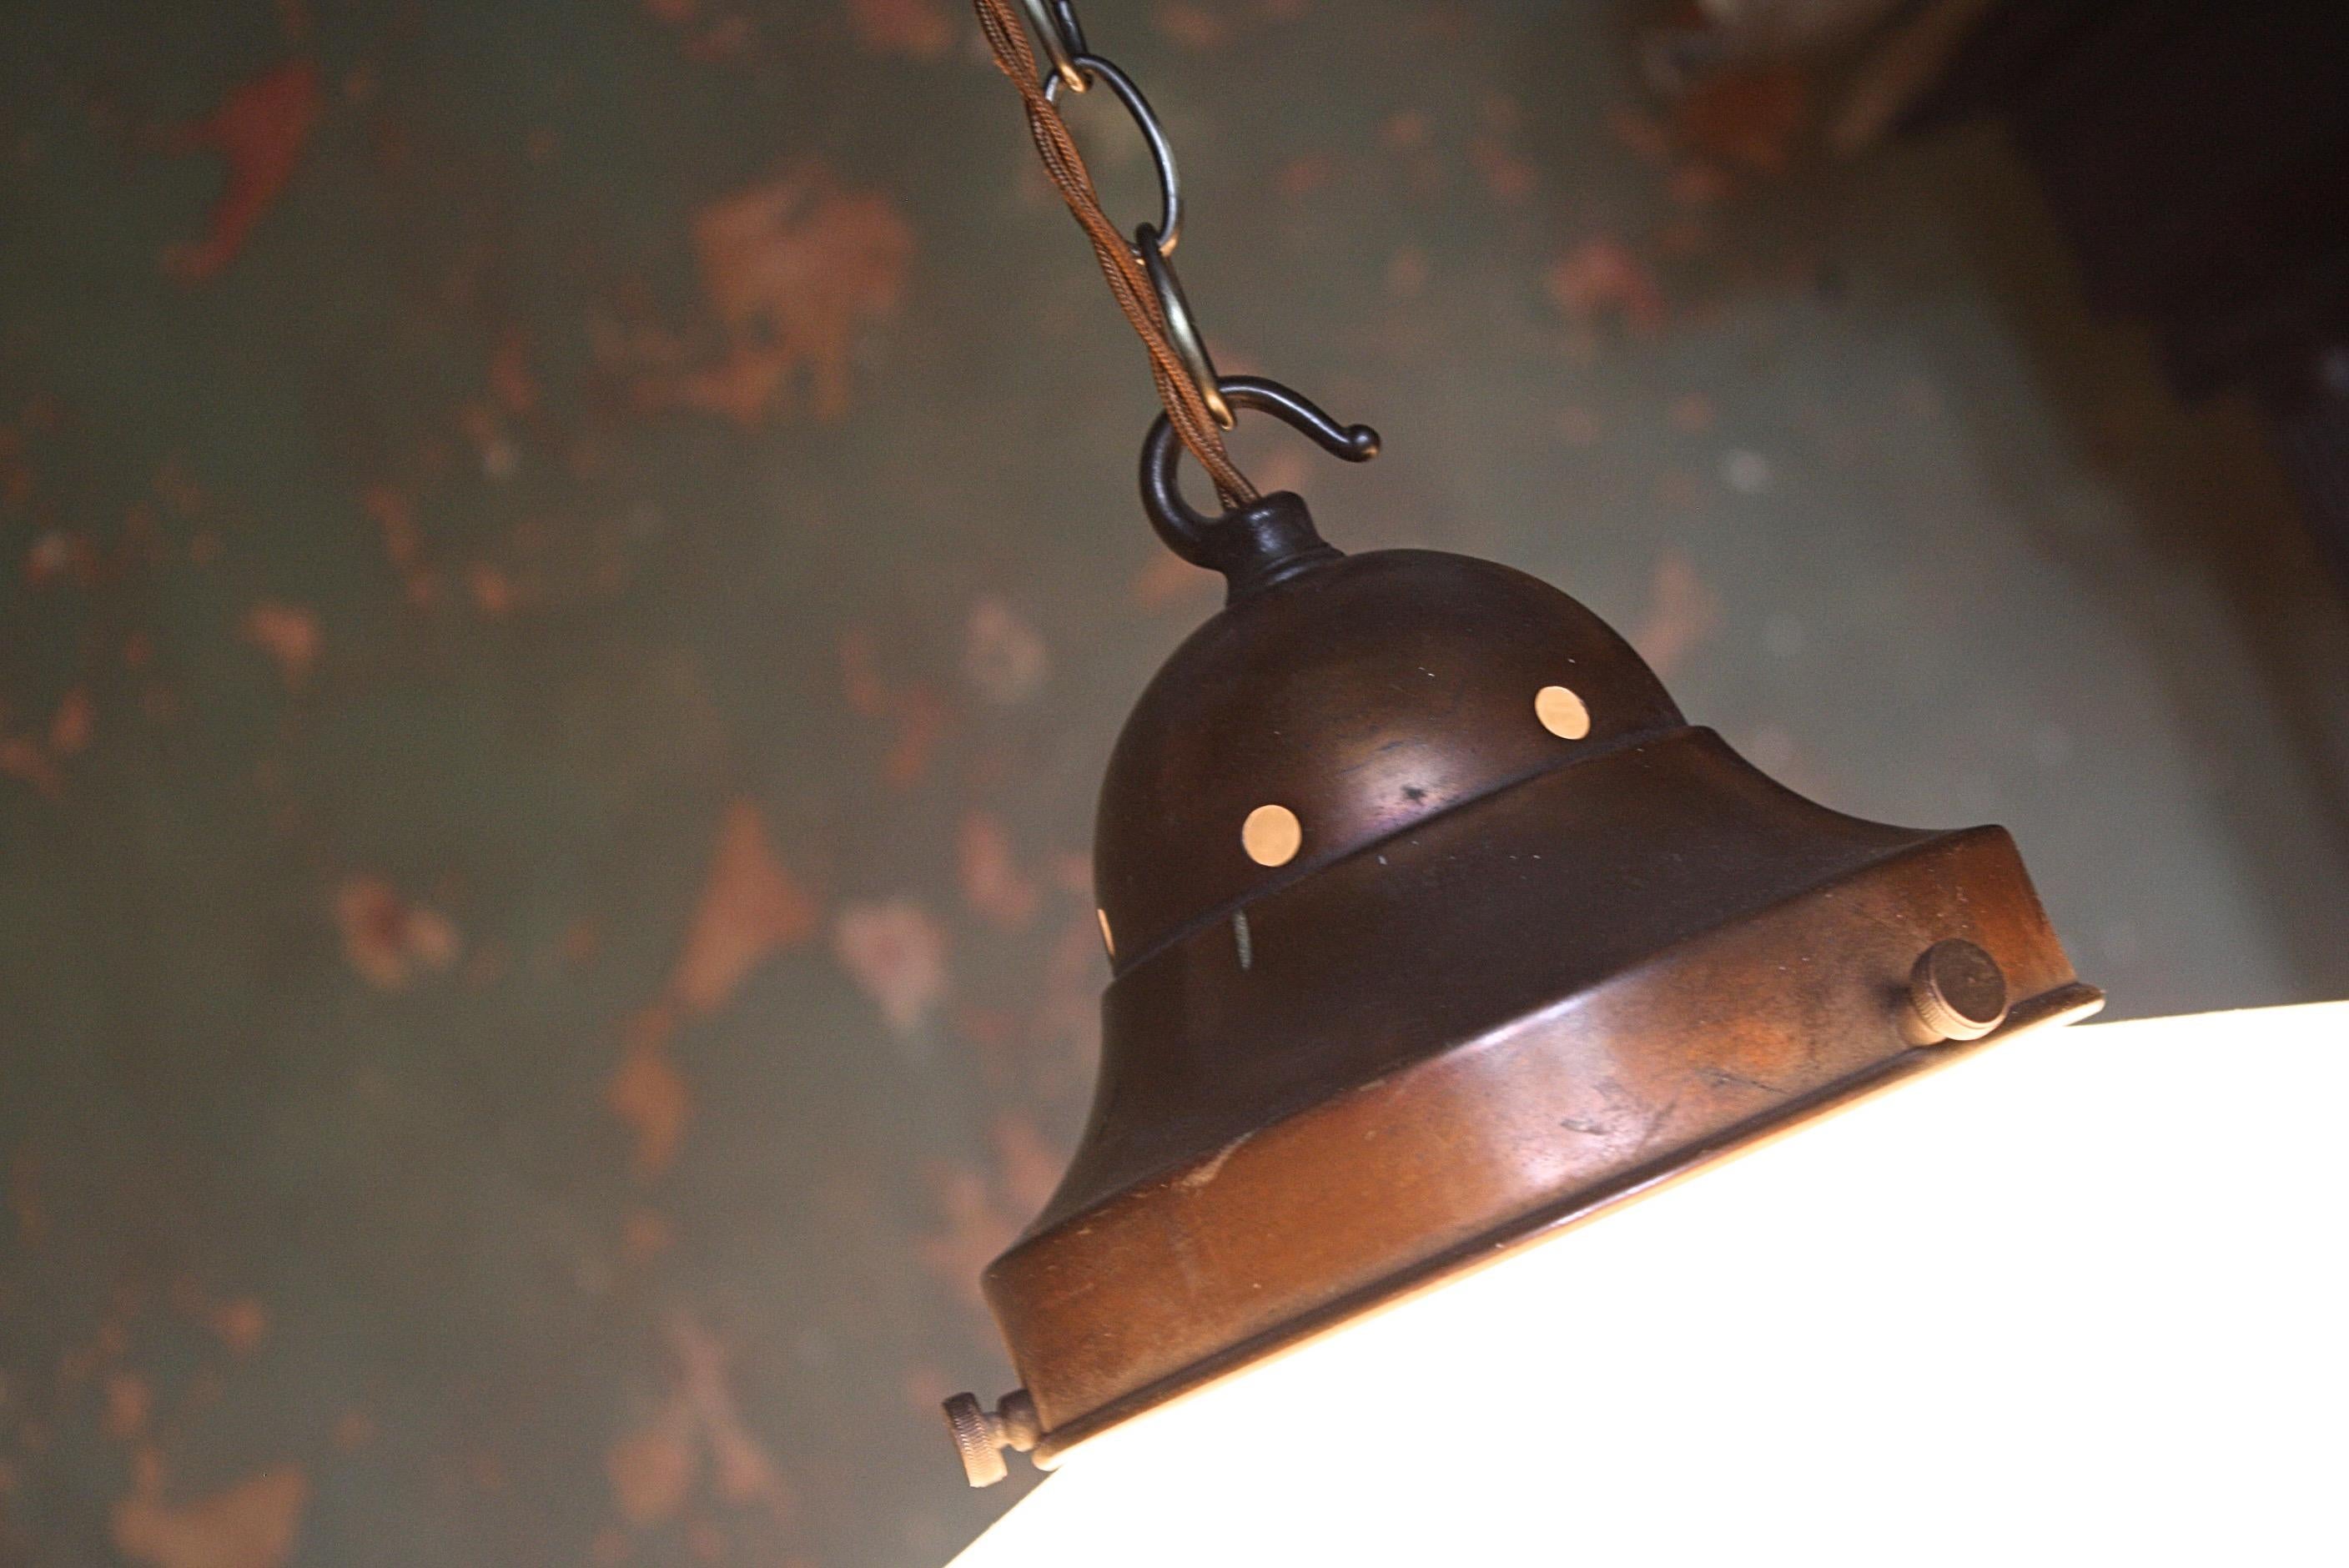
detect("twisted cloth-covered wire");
top-left (970, 0), bottom-right (1256, 506)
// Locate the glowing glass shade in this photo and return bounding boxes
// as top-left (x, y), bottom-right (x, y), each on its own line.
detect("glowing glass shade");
top-left (951, 1003), bottom-right (2347, 1566)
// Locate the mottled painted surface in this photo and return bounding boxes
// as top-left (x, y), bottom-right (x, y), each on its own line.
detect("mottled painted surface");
top-left (3, 2), bottom-right (2346, 1565)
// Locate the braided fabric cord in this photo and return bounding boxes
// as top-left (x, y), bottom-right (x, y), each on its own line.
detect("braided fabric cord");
top-left (970, 0), bottom-right (1257, 506)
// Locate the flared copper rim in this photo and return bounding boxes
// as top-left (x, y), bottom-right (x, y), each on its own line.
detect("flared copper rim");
top-left (1029, 976), bottom-right (2101, 1464)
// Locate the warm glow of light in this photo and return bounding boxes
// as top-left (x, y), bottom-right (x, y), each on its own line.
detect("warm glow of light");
top-left (951, 1003), bottom-right (2347, 1565)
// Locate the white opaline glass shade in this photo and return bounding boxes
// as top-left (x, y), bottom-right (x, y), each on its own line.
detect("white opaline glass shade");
top-left (950, 1003), bottom-right (2348, 1567)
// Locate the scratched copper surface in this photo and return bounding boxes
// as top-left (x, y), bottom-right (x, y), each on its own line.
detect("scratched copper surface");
top-left (3, 2), bottom-right (2346, 1565)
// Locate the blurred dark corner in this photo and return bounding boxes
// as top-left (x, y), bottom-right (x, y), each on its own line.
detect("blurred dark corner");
top-left (1, 2), bottom-right (2345, 1566)
top-left (1763, 0), bottom-right (2349, 581)
top-left (1635, 0), bottom-right (2349, 1009)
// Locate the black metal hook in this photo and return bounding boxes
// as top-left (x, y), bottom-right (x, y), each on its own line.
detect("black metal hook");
top-left (1139, 377), bottom-right (1380, 598)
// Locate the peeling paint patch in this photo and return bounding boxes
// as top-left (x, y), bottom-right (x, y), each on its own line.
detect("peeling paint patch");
top-left (102, 1373), bottom-right (151, 1440)
top-left (840, 630), bottom-right (948, 788)
top-left (848, 0), bottom-right (955, 58)
top-left (49, 687), bottom-right (93, 755)
top-left (963, 596), bottom-right (1047, 705)
top-left (162, 60), bottom-right (323, 281)
top-left (240, 601), bottom-right (320, 688)
top-left (1629, 548), bottom-right (1722, 680)
top-left (652, 165), bottom-right (913, 425)
top-left (620, 1207), bottom-right (674, 1265)
top-left (209, 1296), bottom-right (269, 1355)
top-left (606, 1402), bottom-right (695, 1525)
top-left (1675, 65), bottom-right (1808, 176)
top-left (466, 560), bottom-right (515, 615)
top-left (833, 898), bottom-right (948, 1033)
top-left (671, 1313), bottom-right (791, 1517)
top-left (112, 1459), bottom-right (309, 1568)
top-left (991, 1113), bottom-right (1063, 1214)
top-left (607, 1007), bottom-right (690, 1178)
top-left (360, 486), bottom-right (430, 602)
top-left (1130, 550), bottom-right (1220, 611)
top-left (606, 1312), bottom-right (794, 1530)
top-left (1546, 238), bottom-right (1667, 336)
top-left (671, 800), bottom-right (820, 1015)
top-left (0, 736), bottom-right (65, 798)
top-left (958, 811), bottom-right (1039, 932)
top-left (1155, 2), bottom-right (1230, 50)
top-left (1029, 913), bottom-right (1106, 1090)
top-left (23, 529), bottom-right (90, 586)
top-left (919, 1164), bottom-right (1021, 1310)
top-left (332, 877), bottom-right (460, 989)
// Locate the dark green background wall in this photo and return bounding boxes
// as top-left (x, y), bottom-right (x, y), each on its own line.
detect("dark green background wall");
top-left (4, 2), bottom-right (2346, 1564)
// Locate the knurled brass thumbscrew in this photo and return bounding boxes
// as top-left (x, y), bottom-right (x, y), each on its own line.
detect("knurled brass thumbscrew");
top-left (1904, 938), bottom-right (2009, 1045)
top-left (943, 1388), bottom-right (1041, 1487)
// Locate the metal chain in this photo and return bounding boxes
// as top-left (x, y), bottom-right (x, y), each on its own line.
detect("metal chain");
top-left (971, 0), bottom-right (1258, 507)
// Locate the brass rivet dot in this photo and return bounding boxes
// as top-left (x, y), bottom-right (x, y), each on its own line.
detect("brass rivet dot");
top-left (1536, 684), bottom-right (1591, 740)
top-left (1241, 804), bottom-right (1302, 867)
top-left (1096, 907), bottom-right (1114, 958)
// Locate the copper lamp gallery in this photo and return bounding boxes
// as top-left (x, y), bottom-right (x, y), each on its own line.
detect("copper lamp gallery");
top-left (928, 4), bottom-right (2348, 1562)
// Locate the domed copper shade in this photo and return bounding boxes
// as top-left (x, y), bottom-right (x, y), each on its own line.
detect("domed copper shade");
top-left (949, 491), bottom-right (2101, 1480)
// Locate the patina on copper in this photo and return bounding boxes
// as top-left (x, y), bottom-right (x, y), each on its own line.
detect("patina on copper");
top-left (948, 487), bottom-right (2100, 1483)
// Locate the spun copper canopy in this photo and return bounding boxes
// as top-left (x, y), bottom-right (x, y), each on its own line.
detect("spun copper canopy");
top-left (950, 493), bottom-right (2100, 1480)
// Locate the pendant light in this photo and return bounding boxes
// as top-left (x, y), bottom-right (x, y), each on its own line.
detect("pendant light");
top-left (946, 0), bottom-right (2110, 1493)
